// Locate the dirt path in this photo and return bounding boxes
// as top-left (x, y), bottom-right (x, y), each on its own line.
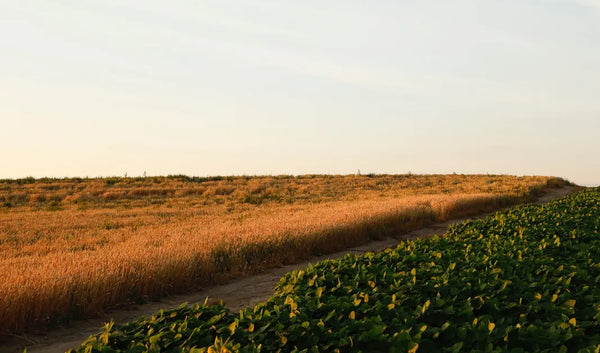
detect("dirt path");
top-left (4, 186), bottom-right (578, 353)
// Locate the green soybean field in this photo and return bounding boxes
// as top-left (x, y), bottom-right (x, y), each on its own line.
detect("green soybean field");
top-left (70, 187), bottom-right (600, 353)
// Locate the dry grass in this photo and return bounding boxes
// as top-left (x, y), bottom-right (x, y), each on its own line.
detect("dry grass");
top-left (0, 174), bottom-right (567, 336)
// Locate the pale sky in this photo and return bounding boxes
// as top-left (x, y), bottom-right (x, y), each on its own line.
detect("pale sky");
top-left (1, 0), bottom-right (599, 185)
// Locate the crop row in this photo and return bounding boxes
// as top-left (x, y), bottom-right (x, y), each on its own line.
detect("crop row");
top-left (71, 187), bottom-right (600, 353)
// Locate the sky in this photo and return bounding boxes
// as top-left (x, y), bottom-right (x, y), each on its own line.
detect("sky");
top-left (1, 0), bottom-right (599, 185)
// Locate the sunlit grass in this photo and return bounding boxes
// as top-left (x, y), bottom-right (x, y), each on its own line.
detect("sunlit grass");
top-left (0, 174), bottom-right (566, 335)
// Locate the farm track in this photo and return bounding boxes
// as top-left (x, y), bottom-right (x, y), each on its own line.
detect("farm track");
top-left (4, 185), bottom-right (578, 353)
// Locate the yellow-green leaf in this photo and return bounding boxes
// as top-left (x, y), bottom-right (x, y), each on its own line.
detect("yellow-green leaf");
top-left (422, 299), bottom-right (431, 314)
top-left (408, 342), bottom-right (419, 353)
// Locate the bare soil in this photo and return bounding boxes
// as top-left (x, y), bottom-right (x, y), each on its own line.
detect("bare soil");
top-left (3, 186), bottom-right (578, 353)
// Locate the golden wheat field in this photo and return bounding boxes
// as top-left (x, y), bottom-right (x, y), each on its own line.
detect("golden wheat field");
top-left (0, 174), bottom-right (566, 336)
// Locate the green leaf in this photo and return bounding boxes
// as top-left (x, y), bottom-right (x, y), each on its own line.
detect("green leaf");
top-left (450, 342), bottom-right (463, 353)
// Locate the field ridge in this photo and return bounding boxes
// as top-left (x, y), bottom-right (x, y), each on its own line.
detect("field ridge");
top-left (4, 184), bottom-right (576, 353)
